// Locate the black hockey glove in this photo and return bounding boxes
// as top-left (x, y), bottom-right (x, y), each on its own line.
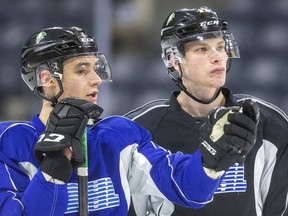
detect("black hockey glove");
top-left (199, 99), bottom-right (259, 172)
top-left (34, 98), bottom-right (103, 182)
top-left (235, 100), bottom-right (260, 163)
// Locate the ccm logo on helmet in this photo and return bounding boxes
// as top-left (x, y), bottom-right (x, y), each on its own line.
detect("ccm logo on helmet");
top-left (200, 20), bottom-right (220, 27)
top-left (79, 37), bottom-right (94, 46)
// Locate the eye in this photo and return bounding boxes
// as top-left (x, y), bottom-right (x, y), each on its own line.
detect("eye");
top-left (195, 46), bottom-right (208, 52)
top-left (217, 44), bottom-right (225, 51)
top-left (76, 68), bottom-right (87, 75)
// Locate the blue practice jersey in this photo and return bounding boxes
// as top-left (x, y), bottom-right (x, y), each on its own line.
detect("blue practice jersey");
top-left (0, 115), bottom-right (224, 215)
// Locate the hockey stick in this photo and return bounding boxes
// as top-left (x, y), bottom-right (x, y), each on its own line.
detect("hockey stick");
top-left (78, 128), bottom-right (89, 216)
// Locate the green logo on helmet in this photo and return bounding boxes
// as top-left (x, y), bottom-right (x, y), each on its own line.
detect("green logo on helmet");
top-left (166, 13), bottom-right (175, 26)
top-left (36, 31), bottom-right (47, 44)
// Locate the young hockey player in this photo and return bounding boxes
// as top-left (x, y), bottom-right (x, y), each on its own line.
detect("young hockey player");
top-left (126, 6), bottom-right (288, 216)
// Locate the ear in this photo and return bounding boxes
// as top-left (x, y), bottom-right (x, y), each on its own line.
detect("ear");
top-left (38, 70), bottom-right (61, 99)
top-left (38, 70), bottom-right (56, 87)
top-left (169, 53), bottom-right (181, 71)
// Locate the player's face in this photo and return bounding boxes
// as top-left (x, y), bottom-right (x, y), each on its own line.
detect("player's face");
top-left (59, 55), bottom-right (102, 104)
top-left (180, 37), bottom-right (228, 92)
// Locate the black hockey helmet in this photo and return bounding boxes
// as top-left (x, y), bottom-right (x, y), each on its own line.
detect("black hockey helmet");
top-left (160, 6), bottom-right (240, 72)
top-left (21, 26), bottom-right (112, 103)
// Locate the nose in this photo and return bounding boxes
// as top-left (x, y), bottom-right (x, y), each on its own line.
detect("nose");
top-left (210, 49), bottom-right (223, 64)
top-left (89, 71), bottom-right (102, 87)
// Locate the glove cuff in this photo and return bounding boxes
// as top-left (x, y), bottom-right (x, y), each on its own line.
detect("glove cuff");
top-left (40, 153), bottom-right (73, 183)
top-left (203, 167), bottom-right (225, 179)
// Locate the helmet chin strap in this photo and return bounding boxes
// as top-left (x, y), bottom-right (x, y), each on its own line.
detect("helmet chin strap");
top-left (35, 78), bottom-right (64, 106)
top-left (174, 77), bottom-right (222, 104)
top-left (170, 63), bottom-right (222, 105)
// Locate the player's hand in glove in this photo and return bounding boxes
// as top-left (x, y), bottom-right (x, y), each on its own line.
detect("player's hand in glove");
top-left (34, 98), bottom-right (103, 182)
top-left (235, 100), bottom-right (260, 163)
top-left (199, 99), bottom-right (259, 172)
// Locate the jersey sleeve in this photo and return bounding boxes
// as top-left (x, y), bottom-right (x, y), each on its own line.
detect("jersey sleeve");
top-left (0, 151), bottom-right (68, 216)
top-left (259, 105), bottom-right (288, 216)
top-left (131, 141), bottom-right (222, 208)
top-left (237, 96), bottom-right (288, 215)
top-left (0, 122), bottom-right (69, 216)
top-left (112, 117), bottom-right (224, 209)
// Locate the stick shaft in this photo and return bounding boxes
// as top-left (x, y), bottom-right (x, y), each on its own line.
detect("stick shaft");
top-left (78, 175), bottom-right (88, 216)
top-left (78, 129), bottom-right (88, 216)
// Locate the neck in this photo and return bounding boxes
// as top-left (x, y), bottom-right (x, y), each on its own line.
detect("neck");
top-left (38, 100), bottom-right (54, 125)
top-left (177, 90), bottom-right (225, 117)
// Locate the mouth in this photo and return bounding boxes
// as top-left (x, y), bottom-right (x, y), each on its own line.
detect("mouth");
top-left (211, 67), bottom-right (225, 75)
top-left (86, 91), bottom-right (98, 102)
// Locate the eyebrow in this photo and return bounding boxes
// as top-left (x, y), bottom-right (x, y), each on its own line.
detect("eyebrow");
top-left (74, 62), bottom-right (94, 69)
top-left (194, 40), bottom-right (225, 46)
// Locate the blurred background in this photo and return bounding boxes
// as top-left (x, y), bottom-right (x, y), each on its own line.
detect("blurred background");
top-left (0, 0), bottom-right (288, 120)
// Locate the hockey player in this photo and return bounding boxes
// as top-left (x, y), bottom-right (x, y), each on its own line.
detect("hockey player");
top-left (0, 26), bottom-right (258, 215)
top-left (125, 6), bottom-right (288, 216)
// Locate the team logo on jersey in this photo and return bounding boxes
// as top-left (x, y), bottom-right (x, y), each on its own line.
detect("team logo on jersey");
top-left (65, 177), bottom-right (120, 213)
top-left (215, 163), bottom-right (247, 194)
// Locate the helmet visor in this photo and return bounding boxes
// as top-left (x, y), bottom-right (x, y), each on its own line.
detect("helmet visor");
top-left (179, 30), bottom-right (240, 58)
top-left (95, 53), bottom-right (112, 82)
top-left (35, 52), bottom-right (112, 87)
top-left (60, 52), bottom-right (112, 82)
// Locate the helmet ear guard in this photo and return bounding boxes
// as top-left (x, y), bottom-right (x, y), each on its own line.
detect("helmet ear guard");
top-left (36, 65), bottom-right (53, 87)
top-left (32, 63), bottom-right (63, 104)
top-left (161, 45), bottom-right (183, 73)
